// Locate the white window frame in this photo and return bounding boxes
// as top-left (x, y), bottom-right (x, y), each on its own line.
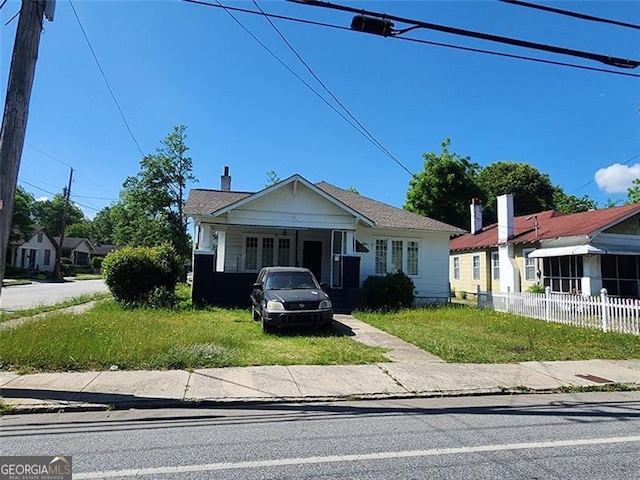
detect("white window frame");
top-left (523, 248), bottom-right (536, 282)
top-left (373, 237), bottom-right (420, 277)
top-left (242, 234), bottom-right (292, 272)
top-left (453, 256), bottom-right (460, 280)
top-left (472, 254), bottom-right (480, 281)
top-left (491, 252), bottom-right (500, 281)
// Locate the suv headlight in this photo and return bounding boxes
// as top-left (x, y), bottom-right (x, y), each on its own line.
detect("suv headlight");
top-left (319, 299), bottom-right (332, 309)
top-left (266, 300), bottom-right (285, 311)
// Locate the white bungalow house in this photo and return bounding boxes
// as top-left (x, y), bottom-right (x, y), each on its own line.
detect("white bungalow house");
top-left (6, 227), bottom-right (57, 273)
top-left (185, 168), bottom-right (464, 310)
top-left (53, 237), bottom-right (96, 266)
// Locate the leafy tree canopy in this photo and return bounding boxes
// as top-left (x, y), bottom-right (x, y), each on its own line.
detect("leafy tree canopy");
top-left (476, 161), bottom-right (555, 222)
top-left (10, 186), bottom-right (35, 242)
top-left (553, 186), bottom-right (597, 214)
top-left (627, 178), bottom-right (640, 204)
top-left (32, 193), bottom-right (87, 238)
top-left (404, 139), bottom-right (482, 230)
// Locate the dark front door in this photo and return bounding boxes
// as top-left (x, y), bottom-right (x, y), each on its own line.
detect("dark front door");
top-left (303, 241), bottom-right (322, 281)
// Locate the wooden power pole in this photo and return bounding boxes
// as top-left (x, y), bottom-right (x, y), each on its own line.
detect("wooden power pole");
top-left (53, 167), bottom-right (73, 279)
top-left (0, 0), bottom-right (49, 298)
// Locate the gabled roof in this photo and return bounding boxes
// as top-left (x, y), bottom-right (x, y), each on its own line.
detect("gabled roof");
top-left (185, 176), bottom-right (464, 234)
top-left (54, 237), bottom-right (96, 252)
top-left (9, 226), bottom-right (48, 246)
top-left (451, 203), bottom-right (640, 251)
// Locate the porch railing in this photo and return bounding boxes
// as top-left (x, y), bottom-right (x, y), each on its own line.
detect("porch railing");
top-left (476, 286), bottom-right (640, 335)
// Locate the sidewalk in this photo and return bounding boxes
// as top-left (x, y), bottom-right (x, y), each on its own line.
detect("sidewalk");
top-left (2, 315), bottom-right (640, 413)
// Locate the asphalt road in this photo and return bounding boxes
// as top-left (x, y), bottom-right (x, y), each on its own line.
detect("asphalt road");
top-left (0, 279), bottom-right (108, 311)
top-left (2, 392), bottom-right (640, 479)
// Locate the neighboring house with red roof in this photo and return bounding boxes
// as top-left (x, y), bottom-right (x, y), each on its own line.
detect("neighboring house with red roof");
top-left (450, 194), bottom-right (640, 297)
top-left (6, 227), bottom-right (57, 273)
top-left (185, 167), bottom-right (464, 310)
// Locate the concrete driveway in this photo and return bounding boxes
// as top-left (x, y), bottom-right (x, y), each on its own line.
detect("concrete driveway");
top-left (0, 279), bottom-right (109, 311)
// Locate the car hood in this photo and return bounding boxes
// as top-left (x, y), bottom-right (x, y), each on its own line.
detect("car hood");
top-left (265, 289), bottom-right (329, 303)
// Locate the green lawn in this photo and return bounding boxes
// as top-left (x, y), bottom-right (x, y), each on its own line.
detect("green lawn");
top-left (355, 305), bottom-right (640, 363)
top-left (0, 300), bottom-right (389, 373)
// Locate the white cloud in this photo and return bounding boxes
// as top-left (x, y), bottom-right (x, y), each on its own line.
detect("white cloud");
top-left (594, 163), bottom-right (640, 194)
top-left (35, 196), bottom-right (49, 202)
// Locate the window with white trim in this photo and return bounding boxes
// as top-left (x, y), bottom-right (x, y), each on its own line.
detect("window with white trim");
top-left (374, 238), bottom-right (420, 276)
top-left (244, 235), bottom-right (292, 271)
top-left (472, 254), bottom-right (480, 280)
top-left (453, 256), bottom-right (460, 280)
top-left (491, 252), bottom-right (500, 281)
top-left (523, 248), bottom-right (537, 281)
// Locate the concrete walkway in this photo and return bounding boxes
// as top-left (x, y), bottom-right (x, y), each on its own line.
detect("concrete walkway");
top-left (2, 315), bottom-right (640, 413)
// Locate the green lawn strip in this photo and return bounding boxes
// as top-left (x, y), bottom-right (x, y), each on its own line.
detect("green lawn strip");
top-left (355, 305), bottom-right (640, 363)
top-left (0, 293), bottom-right (112, 323)
top-left (0, 300), bottom-right (388, 373)
top-left (2, 279), bottom-right (32, 287)
top-left (74, 274), bottom-right (103, 280)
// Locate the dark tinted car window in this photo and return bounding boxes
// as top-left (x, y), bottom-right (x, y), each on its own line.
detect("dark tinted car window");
top-left (265, 271), bottom-right (318, 290)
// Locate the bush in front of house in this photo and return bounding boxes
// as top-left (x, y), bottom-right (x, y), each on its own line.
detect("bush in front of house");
top-left (91, 256), bottom-right (104, 270)
top-left (102, 244), bottom-right (182, 308)
top-left (363, 270), bottom-right (415, 311)
top-left (59, 257), bottom-right (77, 277)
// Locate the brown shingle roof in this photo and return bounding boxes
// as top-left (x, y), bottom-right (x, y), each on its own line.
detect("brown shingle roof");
top-left (450, 203), bottom-right (640, 251)
top-left (185, 181), bottom-right (464, 234)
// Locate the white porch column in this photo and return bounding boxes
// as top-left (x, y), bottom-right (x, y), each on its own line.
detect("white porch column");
top-left (581, 255), bottom-right (602, 296)
top-left (345, 231), bottom-right (355, 255)
top-left (200, 224), bottom-right (215, 250)
top-left (216, 229), bottom-right (226, 272)
top-left (499, 244), bottom-right (520, 293)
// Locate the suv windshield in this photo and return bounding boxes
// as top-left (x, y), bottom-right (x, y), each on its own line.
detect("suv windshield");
top-left (265, 272), bottom-right (318, 290)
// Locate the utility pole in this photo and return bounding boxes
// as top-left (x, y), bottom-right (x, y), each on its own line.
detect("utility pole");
top-left (0, 0), bottom-right (50, 299)
top-left (53, 168), bottom-right (73, 280)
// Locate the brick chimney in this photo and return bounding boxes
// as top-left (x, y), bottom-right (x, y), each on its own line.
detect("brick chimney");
top-left (470, 198), bottom-right (483, 234)
top-left (497, 194), bottom-right (514, 242)
top-left (221, 166), bottom-right (231, 191)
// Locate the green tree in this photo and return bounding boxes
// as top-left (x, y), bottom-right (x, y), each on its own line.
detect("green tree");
top-left (10, 186), bottom-right (35, 242)
top-left (627, 178), bottom-right (640, 204)
top-left (91, 206), bottom-right (116, 244)
top-left (65, 220), bottom-right (93, 238)
top-left (405, 139), bottom-right (482, 230)
top-left (552, 186), bottom-right (597, 214)
top-left (346, 186), bottom-right (360, 194)
top-left (265, 170), bottom-right (280, 187)
top-left (32, 193), bottom-right (87, 238)
top-left (112, 125), bottom-right (196, 259)
top-left (477, 161), bottom-right (555, 222)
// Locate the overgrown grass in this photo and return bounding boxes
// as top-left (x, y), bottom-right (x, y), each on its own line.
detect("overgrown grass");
top-left (74, 273), bottom-right (103, 280)
top-left (0, 299), bottom-right (388, 373)
top-left (0, 293), bottom-right (112, 323)
top-left (355, 305), bottom-right (640, 363)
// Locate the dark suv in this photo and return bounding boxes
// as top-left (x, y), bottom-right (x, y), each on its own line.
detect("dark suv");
top-left (250, 267), bottom-right (333, 333)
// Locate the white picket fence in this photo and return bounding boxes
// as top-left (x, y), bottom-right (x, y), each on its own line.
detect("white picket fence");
top-left (476, 286), bottom-right (640, 335)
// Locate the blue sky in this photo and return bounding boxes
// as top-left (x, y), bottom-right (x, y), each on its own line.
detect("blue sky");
top-left (1, 0), bottom-right (639, 221)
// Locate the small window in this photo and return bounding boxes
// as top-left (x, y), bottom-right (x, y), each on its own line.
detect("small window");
top-left (37, 232), bottom-right (43, 243)
top-left (375, 239), bottom-right (387, 274)
top-left (472, 255), bottom-right (480, 281)
top-left (391, 240), bottom-right (403, 272)
top-left (407, 241), bottom-right (419, 276)
top-left (491, 252), bottom-right (500, 281)
top-left (44, 249), bottom-right (51, 266)
top-left (262, 237), bottom-right (274, 267)
top-left (523, 249), bottom-right (536, 281)
top-left (453, 256), bottom-right (460, 280)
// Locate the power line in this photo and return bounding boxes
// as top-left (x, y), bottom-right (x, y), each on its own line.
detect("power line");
top-left (251, 0), bottom-right (414, 176)
top-left (28, 143), bottom-right (118, 197)
top-left (69, 0), bottom-right (144, 156)
top-left (186, 0), bottom-right (415, 175)
top-left (18, 178), bottom-right (102, 212)
top-left (499, 0), bottom-right (640, 30)
top-left (571, 153), bottom-right (640, 195)
top-left (289, 0), bottom-right (640, 69)
top-left (184, 1), bottom-right (640, 78)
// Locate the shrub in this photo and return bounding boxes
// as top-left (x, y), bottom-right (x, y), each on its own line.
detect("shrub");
top-left (4, 265), bottom-right (28, 279)
top-left (460, 291), bottom-right (467, 300)
top-left (60, 257), bottom-right (72, 266)
top-left (102, 244), bottom-right (181, 308)
top-left (363, 270), bottom-right (415, 311)
top-left (91, 256), bottom-right (104, 270)
top-left (527, 283), bottom-right (546, 294)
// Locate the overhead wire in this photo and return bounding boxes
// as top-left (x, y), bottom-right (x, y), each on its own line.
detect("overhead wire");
top-left (250, 0), bottom-right (414, 176)
top-left (69, 0), bottom-right (145, 156)
top-left (499, 0), bottom-right (640, 30)
top-left (570, 153), bottom-right (640, 195)
top-left (187, 0), bottom-right (416, 176)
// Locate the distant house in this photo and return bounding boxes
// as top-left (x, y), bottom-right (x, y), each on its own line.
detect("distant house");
top-left (54, 237), bottom-right (96, 266)
top-left (450, 195), bottom-right (640, 297)
top-left (6, 227), bottom-right (57, 273)
top-left (90, 242), bottom-right (122, 258)
top-left (185, 167), bottom-right (464, 309)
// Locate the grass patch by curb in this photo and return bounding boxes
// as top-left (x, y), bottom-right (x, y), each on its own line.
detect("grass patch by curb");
top-left (0, 300), bottom-right (389, 373)
top-left (0, 293), bottom-right (112, 323)
top-left (355, 305), bottom-right (640, 363)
